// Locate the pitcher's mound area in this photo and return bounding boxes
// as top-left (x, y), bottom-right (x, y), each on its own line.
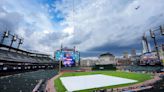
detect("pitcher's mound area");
top-left (60, 74), bottom-right (137, 91)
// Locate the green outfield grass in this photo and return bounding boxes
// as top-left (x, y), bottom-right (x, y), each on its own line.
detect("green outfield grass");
top-left (54, 71), bottom-right (152, 92)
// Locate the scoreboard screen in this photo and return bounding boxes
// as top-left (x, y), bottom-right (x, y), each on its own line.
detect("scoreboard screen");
top-left (55, 50), bottom-right (80, 67)
top-left (63, 51), bottom-right (75, 67)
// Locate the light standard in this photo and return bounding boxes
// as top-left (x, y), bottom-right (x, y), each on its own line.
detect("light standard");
top-left (149, 29), bottom-right (160, 61)
top-left (17, 38), bottom-right (23, 49)
top-left (1, 31), bottom-right (9, 44)
top-left (10, 34), bottom-right (17, 47)
top-left (1, 31), bottom-right (24, 51)
top-left (142, 32), bottom-right (150, 53)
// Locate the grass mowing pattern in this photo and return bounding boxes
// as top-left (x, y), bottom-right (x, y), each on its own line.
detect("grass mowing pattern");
top-left (54, 71), bottom-right (152, 92)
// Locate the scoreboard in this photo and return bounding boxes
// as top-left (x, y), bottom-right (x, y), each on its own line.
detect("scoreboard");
top-left (55, 49), bottom-right (80, 67)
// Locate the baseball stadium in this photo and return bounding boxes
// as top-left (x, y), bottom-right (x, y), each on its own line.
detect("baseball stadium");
top-left (0, 0), bottom-right (164, 92)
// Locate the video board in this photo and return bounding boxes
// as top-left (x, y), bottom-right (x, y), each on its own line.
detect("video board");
top-left (55, 50), bottom-right (80, 67)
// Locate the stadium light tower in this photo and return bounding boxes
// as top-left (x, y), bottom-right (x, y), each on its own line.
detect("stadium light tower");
top-left (160, 25), bottom-right (164, 35)
top-left (149, 29), bottom-right (160, 61)
top-left (1, 31), bottom-right (9, 44)
top-left (17, 38), bottom-right (23, 49)
top-left (142, 32), bottom-right (150, 53)
top-left (150, 29), bottom-right (155, 38)
top-left (10, 34), bottom-right (17, 48)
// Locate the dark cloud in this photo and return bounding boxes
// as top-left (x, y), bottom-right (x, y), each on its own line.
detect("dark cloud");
top-left (0, 7), bottom-right (23, 33)
top-left (80, 51), bottom-right (101, 57)
top-left (88, 42), bottom-right (142, 57)
top-left (86, 31), bottom-right (163, 57)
